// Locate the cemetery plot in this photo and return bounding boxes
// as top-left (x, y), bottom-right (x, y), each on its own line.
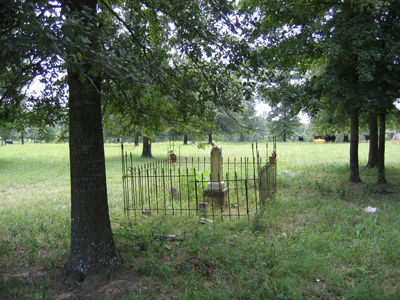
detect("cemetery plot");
top-left (122, 142), bottom-right (277, 220)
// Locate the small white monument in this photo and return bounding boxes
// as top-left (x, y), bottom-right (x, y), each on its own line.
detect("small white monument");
top-left (204, 146), bottom-right (228, 208)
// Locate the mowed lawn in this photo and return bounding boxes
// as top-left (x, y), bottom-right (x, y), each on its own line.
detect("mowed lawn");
top-left (0, 140), bottom-right (400, 299)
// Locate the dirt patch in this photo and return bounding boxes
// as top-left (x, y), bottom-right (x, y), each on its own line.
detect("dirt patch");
top-left (1, 266), bottom-right (142, 300)
top-left (176, 256), bottom-right (214, 278)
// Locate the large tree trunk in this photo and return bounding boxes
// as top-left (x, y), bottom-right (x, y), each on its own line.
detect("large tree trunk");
top-left (378, 112), bottom-right (387, 184)
top-left (142, 136), bottom-right (153, 158)
top-left (349, 106), bottom-right (361, 182)
top-left (66, 72), bottom-right (119, 284)
top-left (63, 0), bottom-right (120, 285)
top-left (366, 115), bottom-right (378, 168)
top-left (183, 133), bottom-right (188, 145)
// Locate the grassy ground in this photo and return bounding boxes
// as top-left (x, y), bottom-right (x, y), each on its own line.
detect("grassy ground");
top-left (0, 140), bottom-right (399, 299)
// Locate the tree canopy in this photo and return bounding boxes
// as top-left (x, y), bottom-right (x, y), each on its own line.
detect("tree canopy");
top-left (266, 104), bottom-right (301, 142)
top-left (1, 0), bottom-right (257, 283)
top-left (240, 0), bottom-right (400, 182)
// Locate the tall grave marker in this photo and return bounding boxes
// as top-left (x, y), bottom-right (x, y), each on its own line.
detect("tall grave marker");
top-left (204, 146), bottom-right (228, 208)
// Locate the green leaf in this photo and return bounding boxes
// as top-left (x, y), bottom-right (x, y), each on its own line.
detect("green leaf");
top-left (64, 26), bottom-right (74, 41)
top-left (79, 73), bottom-right (86, 83)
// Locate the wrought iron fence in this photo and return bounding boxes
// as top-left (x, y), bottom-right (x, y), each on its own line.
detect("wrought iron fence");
top-left (122, 141), bottom-right (276, 220)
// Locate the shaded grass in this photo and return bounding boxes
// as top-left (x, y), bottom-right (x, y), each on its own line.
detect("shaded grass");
top-left (0, 141), bottom-right (399, 299)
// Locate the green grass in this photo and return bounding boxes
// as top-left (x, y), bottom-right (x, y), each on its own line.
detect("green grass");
top-left (0, 140), bottom-right (400, 299)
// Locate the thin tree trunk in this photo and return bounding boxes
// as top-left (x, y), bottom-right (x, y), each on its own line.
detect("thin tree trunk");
top-left (343, 135), bottom-right (349, 142)
top-left (183, 133), bottom-right (188, 145)
top-left (378, 112), bottom-right (387, 184)
top-left (63, 0), bottom-right (119, 285)
top-left (283, 127), bottom-right (287, 142)
top-left (142, 136), bottom-right (153, 158)
top-left (21, 132), bottom-right (24, 145)
top-left (349, 106), bottom-right (361, 182)
top-left (240, 132), bottom-right (244, 142)
top-left (134, 133), bottom-right (139, 146)
top-left (208, 133), bottom-right (212, 144)
top-left (366, 115), bottom-right (378, 168)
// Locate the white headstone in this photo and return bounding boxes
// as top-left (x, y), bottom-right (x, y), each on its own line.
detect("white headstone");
top-left (208, 146), bottom-right (225, 190)
top-left (210, 146), bottom-right (222, 181)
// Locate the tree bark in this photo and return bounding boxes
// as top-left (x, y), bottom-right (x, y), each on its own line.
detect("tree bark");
top-left (63, 0), bottom-right (120, 285)
top-left (183, 133), bottom-right (188, 145)
top-left (66, 72), bottom-right (120, 283)
top-left (366, 115), bottom-right (378, 168)
top-left (240, 132), bottom-right (244, 142)
top-left (142, 135), bottom-right (153, 158)
top-left (283, 126), bottom-right (287, 142)
top-left (343, 135), bottom-right (349, 142)
top-left (134, 133), bottom-right (139, 146)
top-left (378, 112), bottom-right (387, 184)
top-left (208, 133), bottom-right (212, 144)
top-left (21, 132), bottom-right (24, 145)
top-left (349, 106), bottom-right (361, 182)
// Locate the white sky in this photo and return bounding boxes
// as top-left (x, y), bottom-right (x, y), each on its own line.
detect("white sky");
top-left (256, 102), bottom-right (310, 124)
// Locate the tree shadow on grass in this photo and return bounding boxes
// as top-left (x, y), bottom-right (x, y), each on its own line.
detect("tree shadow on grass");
top-left (0, 266), bottom-right (143, 300)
